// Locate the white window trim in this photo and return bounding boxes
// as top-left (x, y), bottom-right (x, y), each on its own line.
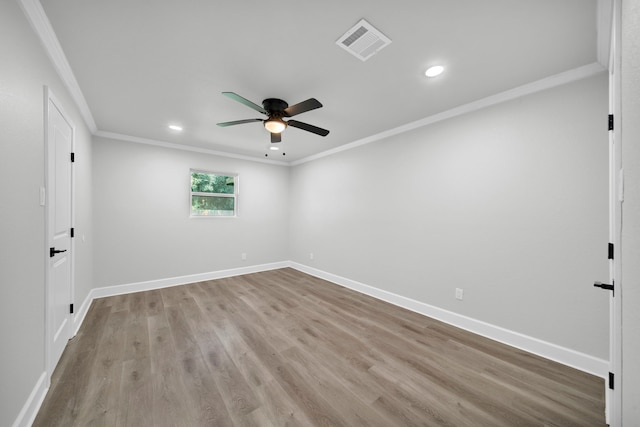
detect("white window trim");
top-left (189, 169), bottom-right (239, 218)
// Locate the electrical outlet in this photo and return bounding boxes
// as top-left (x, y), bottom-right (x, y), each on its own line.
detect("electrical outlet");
top-left (455, 288), bottom-right (464, 300)
top-left (241, 253), bottom-right (247, 260)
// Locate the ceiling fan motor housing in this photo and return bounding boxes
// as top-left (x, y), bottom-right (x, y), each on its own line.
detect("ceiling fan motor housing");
top-left (263, 98), bottom-right (289, 117)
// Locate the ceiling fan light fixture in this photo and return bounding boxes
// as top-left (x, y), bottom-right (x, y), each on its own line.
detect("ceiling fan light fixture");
top-left (264, 119), bottom-right (286, 134)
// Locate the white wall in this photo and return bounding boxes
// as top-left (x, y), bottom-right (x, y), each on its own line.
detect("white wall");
top-left (621, 0), bottom-right (640, 422)
top-left (0, 1), bottom-right (93, 426)
top-left (290, 74), bottom-right (610, 360)
top-left (92, 137), bottom-right (290, 288)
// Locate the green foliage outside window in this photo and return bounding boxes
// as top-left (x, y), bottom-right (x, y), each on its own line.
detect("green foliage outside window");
top-left (190, 171), bottom-right (237, 216)
top-left (191, 172), bottom-right (234, 194)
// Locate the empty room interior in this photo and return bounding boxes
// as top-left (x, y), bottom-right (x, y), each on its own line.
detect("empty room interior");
top-left (2, 0), bottom-right (640, 426)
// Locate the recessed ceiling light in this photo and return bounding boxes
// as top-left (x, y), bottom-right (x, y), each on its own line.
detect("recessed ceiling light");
top-left (425, 65), bottom-right (444, 78)
top-left (168, 124), bottom-right (183, 131)
top-left (269, 146), bottom-right (280, 151)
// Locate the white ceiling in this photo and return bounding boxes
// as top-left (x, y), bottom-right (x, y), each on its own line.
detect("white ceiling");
top-left (36, 0), bottom-right (604, 163)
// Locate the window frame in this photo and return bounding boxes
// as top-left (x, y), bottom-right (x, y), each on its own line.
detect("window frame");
top-left (189, 169), bottom-right (239, 218)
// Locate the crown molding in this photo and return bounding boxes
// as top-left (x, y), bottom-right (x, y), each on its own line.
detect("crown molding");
top-left (94, 131), bottom-right (289, 166)
top-left (98, 62), bottom-right (605, 168)
top-left (18, 0), bottom-right (97, 133)
top-left (291, 62), bottom-right (606, 166)
top-left (22, 0), bottom-right (608, 168)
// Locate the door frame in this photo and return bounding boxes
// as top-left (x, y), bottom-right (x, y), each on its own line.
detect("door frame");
top-left (44, 86), bottom-right (76, 382)
top-left (607, 0), bottom-right (623, 424)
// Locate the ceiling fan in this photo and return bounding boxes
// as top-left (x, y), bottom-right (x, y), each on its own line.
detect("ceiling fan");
top-left (217, 92), bottom-right (330, 143)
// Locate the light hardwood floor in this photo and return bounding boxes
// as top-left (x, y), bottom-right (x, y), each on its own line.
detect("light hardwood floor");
top-left (33, 268), bottom-right (606, 426)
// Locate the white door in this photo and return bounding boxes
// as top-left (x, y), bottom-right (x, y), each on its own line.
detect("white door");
top-left (605, 1), bottom-right (622, 423)
top-left (46, 90), bottom-right (74, 377)
top-left (607, 0), bottom-right (624, 426)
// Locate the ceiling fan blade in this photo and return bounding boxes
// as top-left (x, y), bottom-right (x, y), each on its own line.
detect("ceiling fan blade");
top-left (217, 118), bottom-right (262, 127)
top-left (283, 98), bottom-right (323, 117)
top-left (222, 92), bottom-right (267, 115)
top-left (287, 120), bottom-right (330, 136)
top-left (271, 132), bottom-right (281, 143)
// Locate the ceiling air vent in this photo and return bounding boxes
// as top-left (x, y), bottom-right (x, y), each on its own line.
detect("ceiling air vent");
top-left (336, 19), bottom-right (391, 61)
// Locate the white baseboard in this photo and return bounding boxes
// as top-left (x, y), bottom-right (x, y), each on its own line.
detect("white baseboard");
top-left (89, 261), bottom-right (289, 300)
top-left (72, 290), bottom-right (93, 336)
top-left (21, 261), bottom-right (607, 427)
top-left (289, 262), bottom-right (609, 379)
top-left (71, 261), bottom-right (290, 337)
top-left (11, 371), bottom-right (48, 427)
top-left (79, 260), bottom-right (608, 378)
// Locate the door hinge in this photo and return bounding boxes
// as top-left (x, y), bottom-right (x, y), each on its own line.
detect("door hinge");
top-left (70, 303), bottom-right (74, 314)
top-left (609, 372), bottom-right (614, 390)
top-left (608, 243), bottom-right (614, 260)
top-left (70, 227), bottom-right (75, 238)
top-left (70, 152), bottom-right (75, 162)
top-left (608, 114), bottom-right (614, 131)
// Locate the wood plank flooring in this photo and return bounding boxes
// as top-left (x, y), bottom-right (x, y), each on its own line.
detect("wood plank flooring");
top-left (33, 268), bottom-right (606, 426)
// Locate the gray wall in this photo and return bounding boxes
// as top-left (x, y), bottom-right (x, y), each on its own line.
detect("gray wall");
top-left (0, 1), bottom-right (93, 425)
top-left (92, 137), bottom-right (290, 287)
top-left (622, 0), bottom-right (640, 422)
top-left (289, 74), bottom-right (610, 359)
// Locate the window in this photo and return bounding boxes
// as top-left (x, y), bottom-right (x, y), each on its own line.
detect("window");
top-left (190, 170), bottom-right (238, 217)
